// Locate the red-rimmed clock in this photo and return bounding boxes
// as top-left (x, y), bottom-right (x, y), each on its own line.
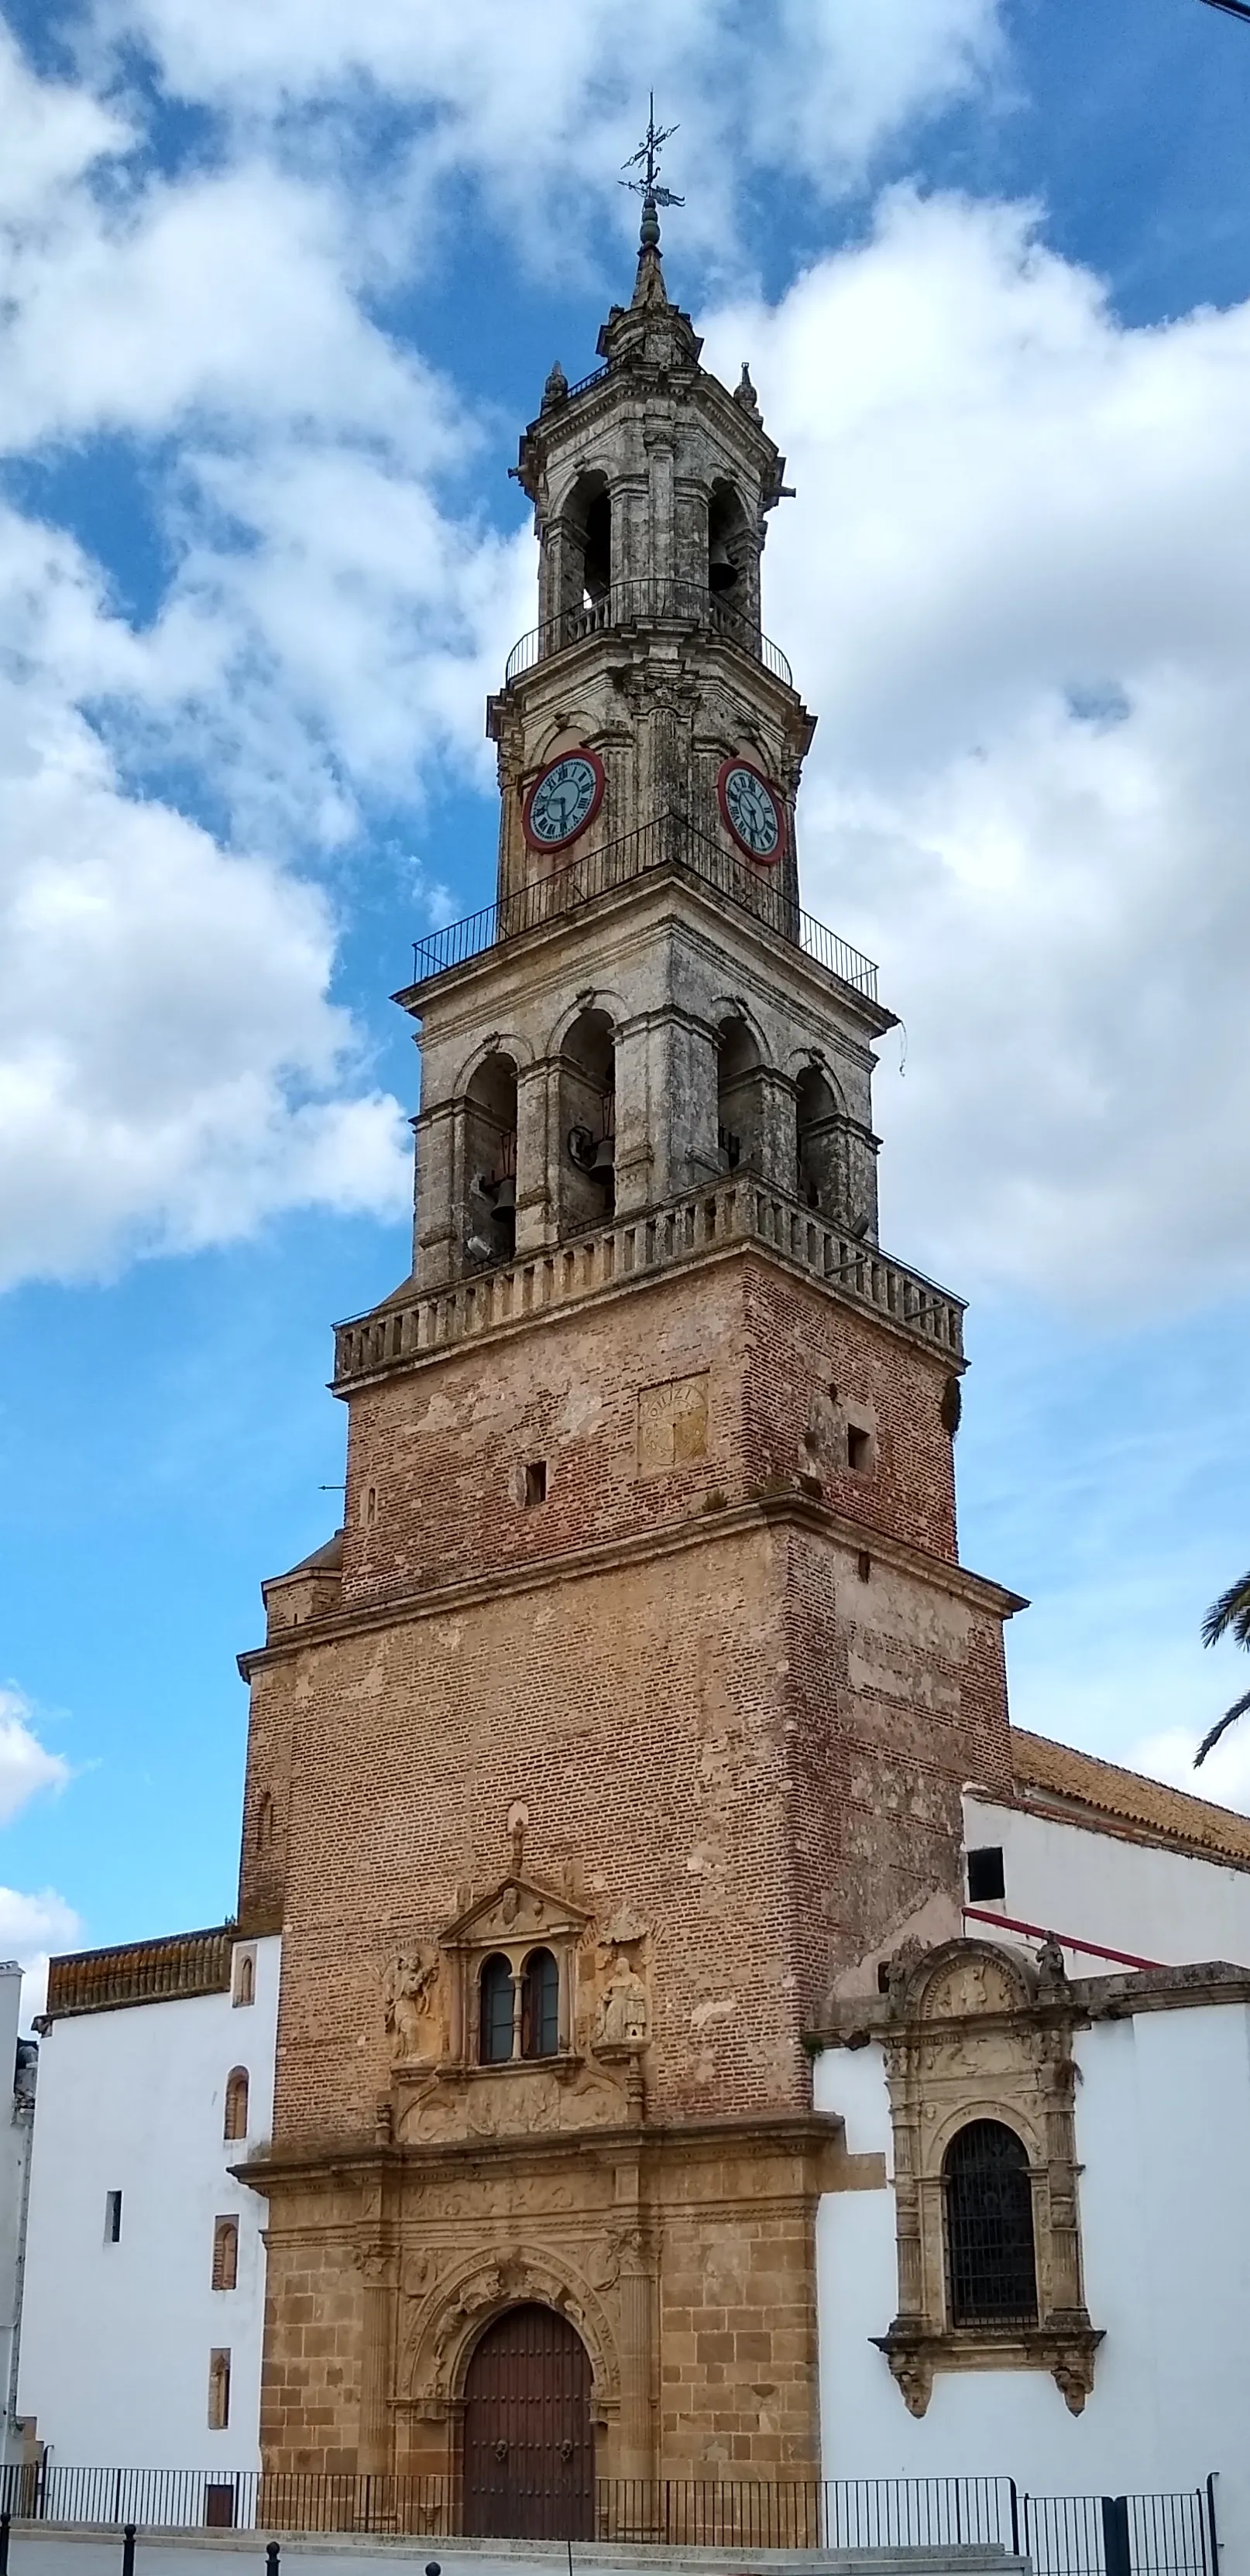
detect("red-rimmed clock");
top-left (717, 757), bottom-right (785, 864)
top-left (522, 748), bottom-right (606, 852)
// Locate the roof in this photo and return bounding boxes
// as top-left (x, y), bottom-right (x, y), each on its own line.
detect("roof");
top-left (274, 1528), bottom-right (344, 1583)
top-left (1009, 1726), bottom-right (1250, 1871)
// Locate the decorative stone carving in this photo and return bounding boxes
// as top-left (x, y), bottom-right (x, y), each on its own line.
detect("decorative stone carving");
top-left (383, 1947), bottom-right (440, 2063)
top-left (856, 1937), bottom-right (1104, 2416)
top-left (597, 1958), bottom-right (648, 2047)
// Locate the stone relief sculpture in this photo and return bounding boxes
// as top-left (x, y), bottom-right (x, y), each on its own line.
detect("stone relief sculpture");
top-left (383, 1947), bottom-right (440, 2063)
top-left (597, 1958), bottom-right (648, 2047)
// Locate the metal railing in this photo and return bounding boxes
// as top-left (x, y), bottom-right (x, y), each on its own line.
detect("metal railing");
top-left (409, 811), bottom-right (877, 999)
top-left (43, 1924), bottom-right (233, 2022)
top-left (0, 2465), bottom-right (1217, 2570)
top-left (504, 577), bottom-right (793, 687)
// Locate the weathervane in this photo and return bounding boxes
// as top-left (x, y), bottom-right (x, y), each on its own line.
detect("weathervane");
top-left (621, 94), bottom-right (685, 236)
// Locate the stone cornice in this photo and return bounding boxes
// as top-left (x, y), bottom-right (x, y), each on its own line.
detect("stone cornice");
top-left (238, 1488), bottom-right (1025, 1681)
top-left (234, 2106), bottom-right (849, 2198)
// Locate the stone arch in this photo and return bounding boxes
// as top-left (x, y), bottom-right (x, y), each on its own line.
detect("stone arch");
top-left (550, 468), bottom-right (613, 631)
top-left (463, 1051), bottom-right (520, 1267)
top-left (910, 1937), bottom-right (1038, 2023)
top-left (399, 2247), bottom-right (620, 2414)
top-left (795, 1058), bottom-right (846, 1215)
top-left (714, 1010), bottom-right (768, 1177)
top-left (707, 478), bottom-right (757, 619)
top-left (556, 1004), bottom-right (617, 1231)
top-left (536, 715), bottom-right (599, 767)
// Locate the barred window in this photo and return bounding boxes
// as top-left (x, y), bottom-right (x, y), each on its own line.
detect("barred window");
top-left (211, 2216), bottom-right (239, 2291)
top-left (479, 1955), bottom-right (514, 2063)
top-left (223, 2067), bottom-right (249, 2142)
top-left (520, 1949), bottom-right (559, 2060)
top-left (943, 2119), bottom-right (1037, 2327)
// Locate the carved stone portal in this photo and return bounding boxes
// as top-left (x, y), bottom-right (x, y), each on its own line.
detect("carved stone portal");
top-left (831, 1938), bottom-right (1104, 2416)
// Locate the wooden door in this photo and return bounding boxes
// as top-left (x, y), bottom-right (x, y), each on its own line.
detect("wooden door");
top-left (462, 2303), bottom-right (594, 2539)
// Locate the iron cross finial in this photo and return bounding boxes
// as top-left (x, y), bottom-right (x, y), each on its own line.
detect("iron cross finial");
top-left (620, 93), bottom-right (685, 214)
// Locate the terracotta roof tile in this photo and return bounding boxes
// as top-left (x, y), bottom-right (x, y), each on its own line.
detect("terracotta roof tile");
top-left (1011, 1727), bottom-right (1250, 1869)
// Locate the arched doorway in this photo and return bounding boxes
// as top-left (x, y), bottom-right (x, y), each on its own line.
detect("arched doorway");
top-left (462, 2303), bottom-right (594, 2540)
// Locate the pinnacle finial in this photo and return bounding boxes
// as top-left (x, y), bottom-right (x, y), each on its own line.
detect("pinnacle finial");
top-left (621, 92), bottom-right (683, 266)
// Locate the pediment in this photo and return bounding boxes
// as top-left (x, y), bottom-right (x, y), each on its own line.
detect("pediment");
top-left (439, 1873), bottom-right (592, 1952)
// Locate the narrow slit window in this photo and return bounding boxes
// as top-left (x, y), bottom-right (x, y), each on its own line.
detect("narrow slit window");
top-left (208, 2348), bottom-right (232, 2431)
top-left (212, 2217), bottom-right (239, 2291)
top-left (223, 2067), bottom-right (249, 2142)
top-left (524, 1460), bottom-right (548, 1508)
top-left (232, 1950), bottom-right (255, 2008)
top-left (105, 2190), bottom-right (122, 2245)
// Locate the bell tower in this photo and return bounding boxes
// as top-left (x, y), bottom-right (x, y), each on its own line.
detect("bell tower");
top-left (237, 173), bottom-right (1022, 2505)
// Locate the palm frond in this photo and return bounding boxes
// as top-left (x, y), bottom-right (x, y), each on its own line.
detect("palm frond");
top-left (1200, 1571), bottom-right (1250, 1652)
top-left (1194, 1686), bottom-right (1250, 1768)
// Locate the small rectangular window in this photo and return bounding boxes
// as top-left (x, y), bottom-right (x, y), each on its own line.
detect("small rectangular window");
top-left (846, 1425), bottom-right (871, 1473)
top-left (524, 1460), bottom-right (548, 1507)
top-left (208, 2348), bottom-right (232, 2431)
top-left (105, 2190), bottom-right (122, 2245)
top-left (967, 1845), bottom-right (1006, 1904)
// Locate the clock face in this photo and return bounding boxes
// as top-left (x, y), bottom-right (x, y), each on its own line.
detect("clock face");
top-left (717, 759), bottom-right (784, 863)
top-left (523, 749), bottom-right (606, 851)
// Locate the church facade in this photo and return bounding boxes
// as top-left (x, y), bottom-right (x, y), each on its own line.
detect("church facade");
top-left (15, 202), bottom-right (1250, 2561)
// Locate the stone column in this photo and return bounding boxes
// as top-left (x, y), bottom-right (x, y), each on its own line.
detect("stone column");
top-left (358, 2245), bottom-right (396, 2475)
top-left (413, 1100), bottom-right (460, 1290)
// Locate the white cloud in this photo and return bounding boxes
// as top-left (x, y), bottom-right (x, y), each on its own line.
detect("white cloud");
top-left (0, 505), bottom-right (413, 1287)
top-left (0, 1893), bottom-right (87, 2032)
top-left (0, 1691), bottom-right (71, 1827)
top-left (88, 0), bottom-right (1003, 249)
top-left (701, 191), bottom-right (1250, 1312)
top-left (1131, 1725), bottom-right (1250, 1820)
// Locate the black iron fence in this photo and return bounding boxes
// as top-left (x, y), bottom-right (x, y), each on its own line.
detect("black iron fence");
top-left (0, 2465), bottom-right (1219, 2574)
top-left (409, 811), bottom-right (879, 1000)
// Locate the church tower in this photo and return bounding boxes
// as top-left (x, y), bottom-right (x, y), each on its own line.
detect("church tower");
top-left (236, 177), bottom-right (1021, 2516)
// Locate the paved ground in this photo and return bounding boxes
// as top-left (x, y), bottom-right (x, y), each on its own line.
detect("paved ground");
top-left (7, 2537), bottom-right (1019, 2576)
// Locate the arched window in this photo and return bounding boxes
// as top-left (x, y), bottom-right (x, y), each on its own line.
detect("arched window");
top-left (208, 2348), bottom-right (231, 2431)
top-left (479, 1955), bottom-right (515, 2064)
top-left (943, 2120), bottom-right (1038, 2326)
top-left (707, 479), bottom-right (753, 611)
top-left (716, 1016), bottom-right (764, 1177)
top-left (465, 1052), bottom-right (519, 1268)
top-left (553, 472), bottom-right (613, 640)
top-left (560, 1008), bottom-right (616, 1230)
top-left (223, 2068), bottom-right (249, 2142)
top-left (795, 1065), bottom-right (843, 1216)
top-left (520, 1950), bottom-right (559, 2060)
top-left (212, 2216), bottom-right (239, 2291)
top-left (233, 1950), bottom-right (255, 2008)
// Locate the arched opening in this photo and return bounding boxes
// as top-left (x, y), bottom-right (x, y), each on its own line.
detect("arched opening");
top-left (233, 1950), bottom-right (255, 2008)
top-left (795, 1065), bottom-right (844, 1214)
top-left (479, 1953), bottom-right (515, 2064)
top-left (465, 1052), bottom-right (518, 1269)
top-left (520, 1950), bottom-right (559, 2060)
top-left (212, 2216), bottom-right (239, 2292)
top-left (222, 2068), bottom-right (249, 2142)
top-left (462, 2304), bottom-right (594, 2540)
top-left (707, 480), bottom-right (753, 612)
top-left (560, 1008), bottom-right (616, 1231)
top-left (943, 2120), bottom-right (1038, 2326)
top-left (716, 1016), bottom-right (764, 1177)
top-left (555, 472), bottom-right (612, 639)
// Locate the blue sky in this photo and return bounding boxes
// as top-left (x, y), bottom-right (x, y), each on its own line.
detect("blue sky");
top-left (4, 0), bottom-right (1250, 2001)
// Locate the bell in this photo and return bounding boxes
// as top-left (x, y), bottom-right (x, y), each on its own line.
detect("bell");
top-left (591, 1135), bottom-right (615, 1173)
top-left (493, 1174), bottom-right (517, 1211)
top-left (709, 537), bottom-right (737, 595)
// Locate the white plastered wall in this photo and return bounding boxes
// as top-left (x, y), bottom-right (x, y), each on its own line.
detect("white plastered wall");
top-left (815, 2001), bottom-right (1250, 2570)
top-left (963, 1792), bottom-right (1250, 1970)
top-left (17, 1936), bottom-right (279, 2468)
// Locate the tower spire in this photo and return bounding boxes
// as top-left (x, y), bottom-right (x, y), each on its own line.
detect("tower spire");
top-left (620, 93), bottom-right (683, 305)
